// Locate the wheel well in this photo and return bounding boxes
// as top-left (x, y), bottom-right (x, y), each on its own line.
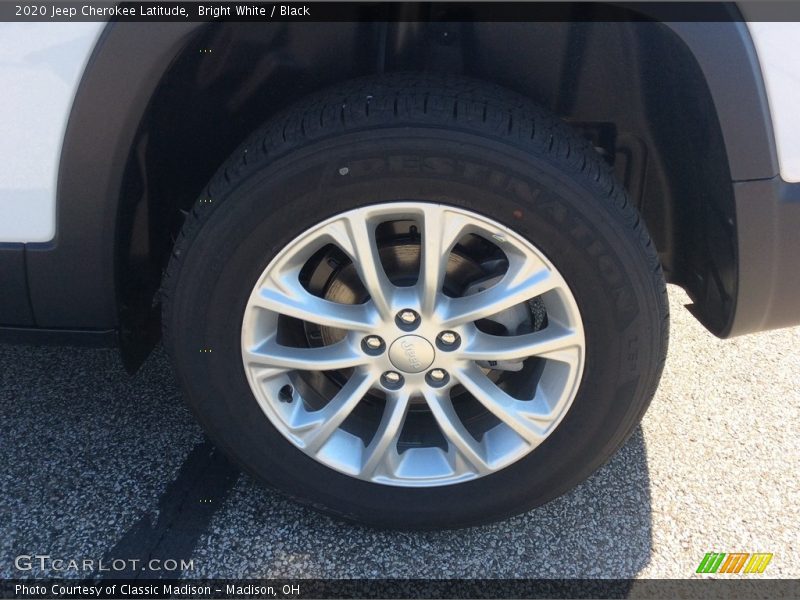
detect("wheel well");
top-left (115, 19), bottom-right (736, 362)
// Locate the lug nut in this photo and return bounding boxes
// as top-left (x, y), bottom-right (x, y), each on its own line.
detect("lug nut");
top-left (396, 309), bottom-right (420, 330)
top-left (429, 369), bottom-right (446, 381)
top-left (426, 369), bottom-right (450, 387)
top-left (437, 331), bottom-right (460, 350)
top-left (399, 310), bottom-right (418, 324)
top-left (362, 335), bottom-right (385, 355)
top-left (440, 332), bottom-right (457, 345)
top-left (381, 371), bottom-right (404, 389)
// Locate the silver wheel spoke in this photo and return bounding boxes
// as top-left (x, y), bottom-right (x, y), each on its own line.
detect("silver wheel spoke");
top-left (245, 337), bottom-right (367, 377)
top-left (336, 214), bottom-right (396, 320)
top-left (299, 371), bottom-right (376, 453)
top-left (418, 206), bottom-right (469, 315)
top-left (253, 283), bottom-right (378, 332)
top-left (455, 364), bottom-right (549, 444)
top-left (360, 390), bottom-right (411, 477)
top-left (458, 324), bottom-right (582, 364)
top-left (440, 262), bottom-right (557, 327)
top-left (422, 388), bottom-right (492, 475)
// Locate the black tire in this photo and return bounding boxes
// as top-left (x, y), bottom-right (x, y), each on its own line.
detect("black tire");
top-left (162, 73), bottom-right (668, 529)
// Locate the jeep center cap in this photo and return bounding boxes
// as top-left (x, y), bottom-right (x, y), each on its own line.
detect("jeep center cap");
top-left (388, 335), bottom-right (435, 373)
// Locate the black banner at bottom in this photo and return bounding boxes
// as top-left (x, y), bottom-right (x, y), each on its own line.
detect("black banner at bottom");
top-left (2, 579), bottom-right (800, 599)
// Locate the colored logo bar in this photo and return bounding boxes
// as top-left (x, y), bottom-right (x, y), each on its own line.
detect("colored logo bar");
top-left (697, 553), bottom-right (773, 574)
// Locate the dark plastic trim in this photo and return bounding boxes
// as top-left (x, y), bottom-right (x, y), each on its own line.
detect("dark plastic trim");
top-left (715, 178), bottom-right (800, 337)
top-left (664, 21), bottom-right (779, 181)
top-left (0, 243), bottom-right (34, 326)
top-left (25, 22), bottom-right (203, 330)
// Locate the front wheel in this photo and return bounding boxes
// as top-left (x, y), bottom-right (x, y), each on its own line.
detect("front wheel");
top-left (162, 74), bottom-right (668, 528)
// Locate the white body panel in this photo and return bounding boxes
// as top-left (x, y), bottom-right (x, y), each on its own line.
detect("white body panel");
top-left (746, 23), bottom-right (800, 183)
top-left (0, 22), bottom-right (797, 243)
top-left (0, 23), bottom-right (104, 243)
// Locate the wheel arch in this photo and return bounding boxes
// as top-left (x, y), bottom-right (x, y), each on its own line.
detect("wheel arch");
top-left (36, 15), bottom-right (775, 368)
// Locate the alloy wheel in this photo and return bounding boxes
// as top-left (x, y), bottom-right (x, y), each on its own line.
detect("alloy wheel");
top-left (241, 202), bottom-right (585, 486)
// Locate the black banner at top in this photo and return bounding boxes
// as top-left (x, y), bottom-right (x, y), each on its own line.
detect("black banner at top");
top-left (4, 2), bottom-right (800, 23)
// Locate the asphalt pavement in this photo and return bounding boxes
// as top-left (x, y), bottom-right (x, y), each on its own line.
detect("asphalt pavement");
top-left (1, 286), bottom-right (798, 581)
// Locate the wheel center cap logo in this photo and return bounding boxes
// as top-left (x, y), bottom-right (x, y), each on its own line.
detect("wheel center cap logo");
top-left (388, 335), bottom-right (435, 373)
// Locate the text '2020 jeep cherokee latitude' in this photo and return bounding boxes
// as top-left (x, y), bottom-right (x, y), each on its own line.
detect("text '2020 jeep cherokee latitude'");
top-left (1, 3), bottom-right (799, 528)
